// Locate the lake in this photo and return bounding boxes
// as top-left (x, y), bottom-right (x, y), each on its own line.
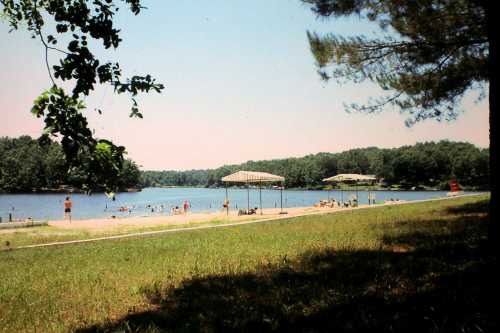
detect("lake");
top-left (0, 187), bottom-right (476, 222)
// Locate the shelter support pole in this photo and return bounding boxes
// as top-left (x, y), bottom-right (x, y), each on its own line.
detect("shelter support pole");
top-left (247, 183), bottom-right (250, 212)
top-left (259, 182), bottom-right (262, 215)
top-left (225, 185), bottom-right (229, 216)
top-left (280, 184), bottom-right (283, 213)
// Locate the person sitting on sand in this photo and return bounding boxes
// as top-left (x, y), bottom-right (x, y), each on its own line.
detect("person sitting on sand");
top-left (173, 206), bottom-right (181, 215)
top-left (248, 207), bottom-right (255, 215)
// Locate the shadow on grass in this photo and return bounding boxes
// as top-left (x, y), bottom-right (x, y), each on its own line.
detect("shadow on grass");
top-left (77, 206), bottom-right (494, 332)
top-left (446, 198), bottom-right (490, 215)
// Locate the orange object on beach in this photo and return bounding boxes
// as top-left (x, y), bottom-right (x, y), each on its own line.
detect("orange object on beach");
top-left (449, 179), bottom-right (460, 192)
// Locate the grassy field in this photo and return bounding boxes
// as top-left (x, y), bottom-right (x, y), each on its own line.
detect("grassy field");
top-left (0, 195), bottom-right (493, 332)
top-left (0, 215), bottom-right (268, 248)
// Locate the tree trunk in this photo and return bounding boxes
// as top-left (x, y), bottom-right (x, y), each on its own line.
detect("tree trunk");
top-left (485, 1), bottom-right (497, 249)
top-left (482, 7), bottom-right (498, 316)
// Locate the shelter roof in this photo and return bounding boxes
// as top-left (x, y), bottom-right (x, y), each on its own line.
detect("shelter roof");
top-left (222, 171), bottom-right (285, 183)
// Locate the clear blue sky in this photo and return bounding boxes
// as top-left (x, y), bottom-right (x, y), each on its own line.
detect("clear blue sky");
top-left (1, 0), bottom-right (489, 170)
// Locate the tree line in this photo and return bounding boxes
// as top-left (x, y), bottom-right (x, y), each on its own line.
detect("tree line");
top-left (0, 138), bottom-right (489, 193)
top-left (140, 141), bottom-right (489, 190)
top-left (0, 136), bottom-right (140, 193)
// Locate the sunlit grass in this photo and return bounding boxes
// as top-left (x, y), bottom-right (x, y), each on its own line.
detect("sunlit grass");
top-left (0, 194), bottom-right (490, 332)
top-left (0, 215), bottom-right (268, 248)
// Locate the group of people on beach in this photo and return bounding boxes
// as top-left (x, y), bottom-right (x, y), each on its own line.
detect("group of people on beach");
top-left (108, 201), bottom-right (191, 215)
top-left (315, 198), bottom-right (358, 208)
top-left (63, 197), bottom-right (192, 221)
top-left (54, 194), bottom-right (407, 222)
top-left (171, 200), bottom-right (190, 215)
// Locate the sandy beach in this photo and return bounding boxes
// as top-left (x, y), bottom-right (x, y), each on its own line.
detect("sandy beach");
top-left (11, 194), bottom-right (475, 236)
top-left (47, 204), bottom-right (374, 232)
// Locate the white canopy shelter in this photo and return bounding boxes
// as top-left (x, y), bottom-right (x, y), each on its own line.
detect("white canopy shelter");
top-left (222, 171), bottom-right (285, 183)
top-left (323, 174), bottom-right (377, 205)
top-left (222, 171), bottom-right (285, 215)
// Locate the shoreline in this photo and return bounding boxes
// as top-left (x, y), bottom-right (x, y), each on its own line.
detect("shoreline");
top-left (0, 188), bottom-right (142, 195)
top-left (1, 193), bottom-right (487, 250)
top-left (0, 187), bottom-right (490, 195)
top-left (1, 190), bottom-right (488, 223)
top-left (47, 193), bottom-right (487, 232)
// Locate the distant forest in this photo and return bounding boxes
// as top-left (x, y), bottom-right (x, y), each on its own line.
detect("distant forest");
top-left (141, 141), bottom-right (490, 190)
top-left (0, 136), bottom-right (141, 193)
top-left (0, 137), bottom-right (489, 193)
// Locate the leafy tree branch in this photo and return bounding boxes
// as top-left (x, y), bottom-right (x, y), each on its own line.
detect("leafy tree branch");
top-left (304, 0), bottom-right (488, 125)
top-left (1, 0), bottom-right (164, 191)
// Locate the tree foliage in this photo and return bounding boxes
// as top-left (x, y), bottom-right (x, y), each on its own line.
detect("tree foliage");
top-left (303, 0), bottom-right (488, 125)
top-left (302, 0), bottom-right (497, 247)
top-left (140, 141), bottom-right (489, 190)
top-left (0, 136), bottom-right (141, 193)
top-left (1, 0), bottom-right (163, 190)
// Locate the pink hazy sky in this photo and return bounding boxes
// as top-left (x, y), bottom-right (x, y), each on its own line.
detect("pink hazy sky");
top-left (1, 1), bottom-right (489, 170)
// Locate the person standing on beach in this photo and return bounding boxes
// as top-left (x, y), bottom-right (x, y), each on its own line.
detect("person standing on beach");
top-left (183, 200), bottom-right (190, 214)
top-left (64, 196), bottom-right (72, 222)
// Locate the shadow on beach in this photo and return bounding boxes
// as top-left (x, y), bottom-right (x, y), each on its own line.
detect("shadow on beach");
top-left (77, 201), bottom-right (494, 333)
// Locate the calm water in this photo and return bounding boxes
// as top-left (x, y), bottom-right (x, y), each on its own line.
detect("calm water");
top-left (0, 187), bottom-right (475, 221)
